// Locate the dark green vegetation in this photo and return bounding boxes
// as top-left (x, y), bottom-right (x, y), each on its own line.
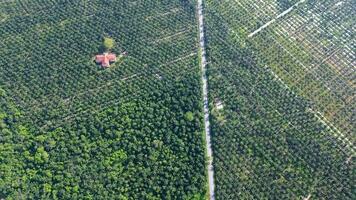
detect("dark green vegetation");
top-left (205, 0), bottom-right (354, 199)
top-left (1, 0), bottom-right (355, 199)
top-left (0, 0), bottom-right (207, 199)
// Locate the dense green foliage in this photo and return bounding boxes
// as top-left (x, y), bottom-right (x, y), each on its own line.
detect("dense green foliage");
top-left (1, 0), bottom-right (354, 199)
top-left (103, 37), bottom-right (115, 51)
top-left (0, 0), bottom-right (207, 199)
top-left (204, 0), bottom-right (354, 199)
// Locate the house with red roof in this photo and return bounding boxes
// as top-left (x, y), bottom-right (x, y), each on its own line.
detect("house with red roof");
top-left (95, 53), bottom-right (117, 68)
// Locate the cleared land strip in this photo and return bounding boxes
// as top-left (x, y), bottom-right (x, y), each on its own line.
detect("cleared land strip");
top-left (150, 29), bottom-right (191, 44)
top-left (197, 0), bottom-right (215, 200)
top-left (248, 0), bottom-right (307, 38)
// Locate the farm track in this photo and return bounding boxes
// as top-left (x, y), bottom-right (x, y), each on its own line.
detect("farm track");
top-left (248, 0), bottom-right (307, 38)
top-left (197, 0), bottom-right (215, 199)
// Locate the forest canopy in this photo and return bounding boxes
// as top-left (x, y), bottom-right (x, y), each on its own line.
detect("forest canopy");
top-left (0, 0), bottom-right (206, 199)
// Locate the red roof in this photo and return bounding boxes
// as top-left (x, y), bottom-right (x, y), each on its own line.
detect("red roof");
top-left (95, 53), bottom-right (117, 67)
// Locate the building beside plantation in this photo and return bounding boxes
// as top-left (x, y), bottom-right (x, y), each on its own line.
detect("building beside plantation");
top-left (95, 53), bottom-right (116, 68)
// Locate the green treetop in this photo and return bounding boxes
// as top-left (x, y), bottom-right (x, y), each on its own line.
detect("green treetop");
top-left (185, 112), bottom-right (194, 121)
top-left (103, 37), bottom-right (115, 51)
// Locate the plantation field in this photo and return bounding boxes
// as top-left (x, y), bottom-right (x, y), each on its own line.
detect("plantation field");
top-left (0, 0), bottom-right (207, 199)
top-left (1, 0), bottom-right (355, 199)
top-left (209, 0), bottom-right (355, 140)
top-left (205, 0), bottom-right (354, 199)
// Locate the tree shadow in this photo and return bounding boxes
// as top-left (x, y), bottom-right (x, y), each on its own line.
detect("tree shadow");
top-left (98, 45), bottom-right (106, 54)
